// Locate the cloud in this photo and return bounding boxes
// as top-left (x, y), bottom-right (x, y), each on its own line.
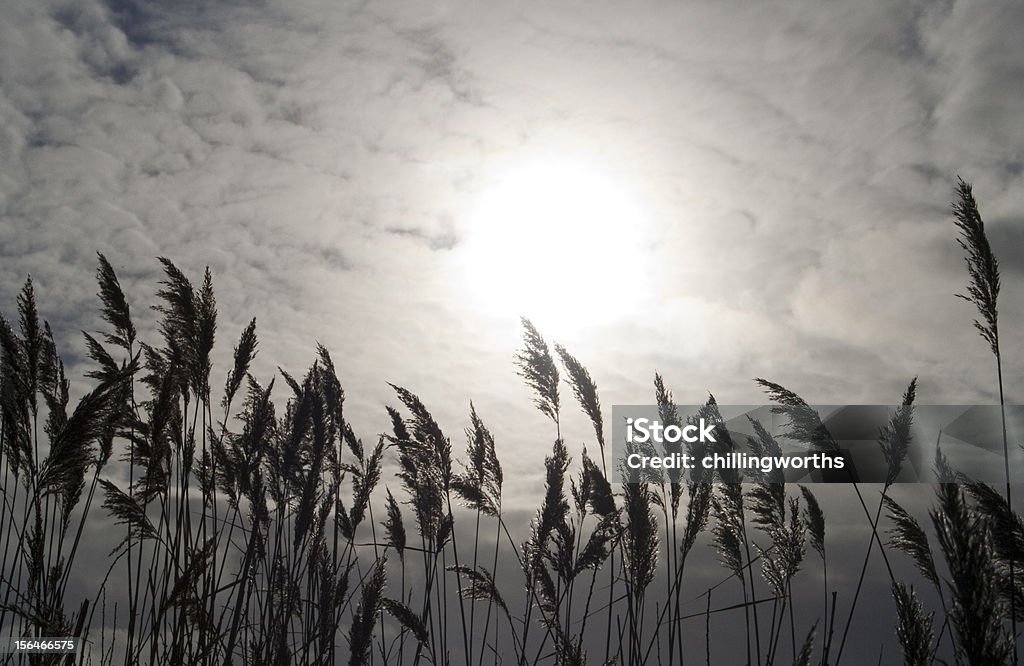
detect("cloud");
top-left (4, 5), bottom-right (1023, 662)
top-left (0, 0), bottom-right (1022, 504)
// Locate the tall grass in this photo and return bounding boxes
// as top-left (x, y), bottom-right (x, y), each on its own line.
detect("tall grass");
top-left (0, 178), bottom-right (1019, 665)
top-left (952, 177), bottom-right (1015, 654)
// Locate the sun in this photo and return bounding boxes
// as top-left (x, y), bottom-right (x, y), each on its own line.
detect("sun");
top-left (458, 157), bottom-right (651, 336)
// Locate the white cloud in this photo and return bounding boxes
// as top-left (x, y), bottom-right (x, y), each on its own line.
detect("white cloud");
top-left (0, 0), bottom-right (1022, 502)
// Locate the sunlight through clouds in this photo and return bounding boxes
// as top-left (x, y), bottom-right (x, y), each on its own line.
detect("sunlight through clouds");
top-left (457, 153), bottom-right (652, 336)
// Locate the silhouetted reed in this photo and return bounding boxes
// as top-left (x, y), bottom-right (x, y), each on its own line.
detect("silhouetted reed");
top-left (0, 179), bottom-right (1020, 666)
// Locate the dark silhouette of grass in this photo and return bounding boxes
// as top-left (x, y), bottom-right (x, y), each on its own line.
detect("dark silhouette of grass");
top-left (0, 180), bottom-right (1019, 665)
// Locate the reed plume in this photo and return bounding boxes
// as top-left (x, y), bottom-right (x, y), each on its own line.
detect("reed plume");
top-left (515, 318), bottom-right (560, 427)
top-left (892, 582), bottom-right (934, 666)
top-left (883, 496), bottom-right (939, 590)
top-left (932, 480), bottom-right (1013, 664)
top-left (1, 195), bottom-right (1019, 666)
top-left (952, 177), bottom-right (1016, 648)
top-left (555, 343), bottom-right (604, 464)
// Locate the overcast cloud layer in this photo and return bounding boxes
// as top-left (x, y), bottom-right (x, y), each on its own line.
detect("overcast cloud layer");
top-left (2, 0), bottom-right (1023, 503)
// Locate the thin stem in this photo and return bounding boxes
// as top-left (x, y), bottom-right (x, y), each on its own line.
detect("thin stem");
top-left (997, 354), bottom-right (1017, 662)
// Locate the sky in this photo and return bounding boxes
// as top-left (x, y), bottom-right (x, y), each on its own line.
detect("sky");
top-left (2, 0), bottom-right (1024, 661)
top-left (2, 0), bottom-right (1024, 500)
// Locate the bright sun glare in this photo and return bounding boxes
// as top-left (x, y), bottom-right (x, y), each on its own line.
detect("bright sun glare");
top-left (460, 158), bottom-right (650, 335)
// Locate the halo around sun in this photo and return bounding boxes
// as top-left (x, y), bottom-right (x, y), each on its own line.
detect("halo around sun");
top-left (458, 156), bottom-right (651, 336)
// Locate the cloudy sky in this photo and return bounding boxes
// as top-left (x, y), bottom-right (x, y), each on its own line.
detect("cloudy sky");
top-left (4, 0), bottom-right (1024, 661)
top-left (2, 0), bottom-right (1024, 495)
top-left (2, 0), bottom-right (1024, 500)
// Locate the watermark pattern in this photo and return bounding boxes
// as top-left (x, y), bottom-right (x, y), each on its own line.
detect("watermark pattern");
top-left (611, 404), bottom-right (1024, 484)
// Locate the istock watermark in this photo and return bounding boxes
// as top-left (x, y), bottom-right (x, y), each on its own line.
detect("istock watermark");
top-left (624, 417), bottom-right (719, 444)
top-left (610, 404), bottom-right (1024, 484)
